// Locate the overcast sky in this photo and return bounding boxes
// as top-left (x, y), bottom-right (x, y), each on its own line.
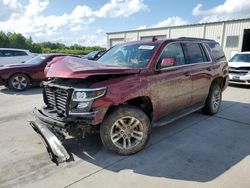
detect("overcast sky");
top-left (0, 0), bottom-right (250, 47)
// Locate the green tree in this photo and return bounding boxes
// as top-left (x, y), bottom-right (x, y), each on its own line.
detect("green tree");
top-left (7, 32), bottom-right (28, 49)
top-left (0, 31), bottom-right (10, 47)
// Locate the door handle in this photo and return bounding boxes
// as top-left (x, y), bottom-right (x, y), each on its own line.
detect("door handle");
top-left (207, 67), bottom-right (212, 71)
top-left (184, 72), bottom-right (190, 77)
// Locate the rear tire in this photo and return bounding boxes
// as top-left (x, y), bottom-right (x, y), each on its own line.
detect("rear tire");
top-left (100, 105), bottom-right (151, 155)
top-left (8, 73), bottom-right (30, 91)
top-left (202, 83), bottom-right (222, 115)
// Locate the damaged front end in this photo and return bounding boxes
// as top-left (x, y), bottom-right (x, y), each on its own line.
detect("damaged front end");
top-left (30, 78), bottom-right (107, 163)
top-left (29, 56), bottom-right (141, 163)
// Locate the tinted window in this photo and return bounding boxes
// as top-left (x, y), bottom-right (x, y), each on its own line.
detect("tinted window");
top-left (13, 50), bottom-right (28, 56)
top-left (2, 50), bottom-right (14, 57)
top-left (158, 43), bottom-right (186, 67)
top-left (183, 43), bottom-right (204, 64)
top-left (0, 50), bottom-right (28, 57)
top-left (207, 42), bottom-right (226, 62)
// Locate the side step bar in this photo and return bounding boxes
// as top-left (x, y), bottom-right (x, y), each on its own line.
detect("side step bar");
top-left (30, 121), bottom-right (70, 164)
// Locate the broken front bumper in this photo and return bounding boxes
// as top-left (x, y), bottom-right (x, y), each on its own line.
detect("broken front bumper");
top-left (30, 107), bottom-right (99, 163)
top-left (30, 118), bottom-right (70, 163)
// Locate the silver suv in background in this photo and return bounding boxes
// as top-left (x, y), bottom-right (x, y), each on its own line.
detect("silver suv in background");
top-left (229, 52), bottom-right (250, 85)
top-left (0, 48), bottom-right (35, 66)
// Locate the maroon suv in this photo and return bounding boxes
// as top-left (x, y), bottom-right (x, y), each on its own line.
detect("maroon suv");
top-left (30, 37), bottom-right (228, 163)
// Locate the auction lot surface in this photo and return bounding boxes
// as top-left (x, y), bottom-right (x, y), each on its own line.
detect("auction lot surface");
top-left (0, 85), bottom-right (250, 188)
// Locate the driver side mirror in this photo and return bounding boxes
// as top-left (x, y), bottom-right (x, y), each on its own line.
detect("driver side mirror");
top-left (160, 58), bottom-right (177, 69)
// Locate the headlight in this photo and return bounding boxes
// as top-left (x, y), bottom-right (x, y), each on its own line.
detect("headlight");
top-left (70, 101), bottom-right (92, 114)
top-left (74, 91), bottom-right (87, 101)
top-left (72, 87), bottom-right (107, 101)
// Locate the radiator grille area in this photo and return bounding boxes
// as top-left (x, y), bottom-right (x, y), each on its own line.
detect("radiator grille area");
top-left (44, 86), bottom-right (70, 116)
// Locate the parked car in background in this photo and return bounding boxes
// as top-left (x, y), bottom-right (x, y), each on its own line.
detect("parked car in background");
top-left (0, 48), bottom-right (35, 65)
top-left (82, 50), bottom-right (106, 60)
top-left (30, 37), bottom-right (228, 163)
top-left (0, 54), bottom-right (78, 91)
top-left (228, 52), bottom-right (250, 85)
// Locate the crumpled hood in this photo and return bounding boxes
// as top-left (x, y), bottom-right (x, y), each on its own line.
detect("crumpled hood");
top-left (46, 56), bottom-right (141, 79)
top-left (229, 61), bottom-right (250, 68)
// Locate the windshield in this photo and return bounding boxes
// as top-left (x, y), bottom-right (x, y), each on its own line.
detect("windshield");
top-left (25, 54), bottom-right (46, 64)
top-left (87, 51), bottom-right (99, 57)
top-left (230, 54), bottom-right (250, 63)
top-left (97, 43), bottom-right (159, 68)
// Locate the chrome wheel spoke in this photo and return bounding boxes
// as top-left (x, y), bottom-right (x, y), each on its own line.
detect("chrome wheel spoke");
top-left (132, 130), bottom-right (143, 141)
top-left (21, 80), bottom-right (27, 85)
top-left (131, 119), bottom-right (140, 129)
top-left (212, 91), bottom-right (221, 110)
top-left (128, 117), bottom-right (136, 126)
top-left (13, 79), bottom-right (19, 84)
top-left (127, 138), bottom-right (132, 148)
top-left (122, 138), bottom-right (127, 149)
top-left (118, 119), bottom-right (126, 129)
top-left (111, 132), bottom-right (122, 143)
top-left (20, 77), bottom-right (25, 82)
top-left (13, 82), bottom-right (19, 87)
top-left (114, 122), bottom-right (123, 130)
top-left (17, 77), bottom-right (22, 81)
top-left (18, 84), bottom-right (23, 90)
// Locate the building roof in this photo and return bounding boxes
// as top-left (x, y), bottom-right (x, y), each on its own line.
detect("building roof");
top-left (107, 17), bottom-right (250, 35)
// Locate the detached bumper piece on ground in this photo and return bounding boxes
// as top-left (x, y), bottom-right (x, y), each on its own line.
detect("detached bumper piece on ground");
top-left (30, 120), bottom-right (70, 164)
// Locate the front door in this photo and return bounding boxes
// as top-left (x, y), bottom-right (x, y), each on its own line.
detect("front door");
top-left (154, 43), bottom-right (192, 120)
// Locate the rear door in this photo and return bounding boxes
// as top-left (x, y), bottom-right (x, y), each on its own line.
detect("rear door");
top-left (13, 50), bottom-right (29, 63)
top-left (154, 42), bottom-right (192, 120)
top-left (182, 42), bottom-right (214, 105)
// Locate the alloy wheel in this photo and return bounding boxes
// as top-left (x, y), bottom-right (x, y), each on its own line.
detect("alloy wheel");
top-left (212, 89), bottom-right (221, 111)
top-left (11, 76), bottom-right (28, 90)
top-left (110, 116), bottom-right (144, 150)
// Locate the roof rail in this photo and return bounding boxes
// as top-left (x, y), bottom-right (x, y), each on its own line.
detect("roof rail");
top-left (178, 37), bottom-right (215, 42)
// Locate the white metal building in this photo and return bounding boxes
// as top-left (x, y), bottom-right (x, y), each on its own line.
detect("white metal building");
top-left (106, 18), bottom-right (250, 59)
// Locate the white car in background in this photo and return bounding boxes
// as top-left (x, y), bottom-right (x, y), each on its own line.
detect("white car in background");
top-left (228, 52), bottom-right (250, 85)
top-left (0, 48), bottom-right (35, 66)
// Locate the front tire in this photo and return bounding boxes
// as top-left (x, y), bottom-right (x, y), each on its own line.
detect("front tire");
top-left (100, 105), bottom-right (151, 155)
top-left (9, 73), bottom-right (30, 91)
top-left (202, 83), bottom-right (222, 115)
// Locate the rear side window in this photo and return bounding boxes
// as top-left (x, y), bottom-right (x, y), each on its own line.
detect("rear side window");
top-left (0, 50), bottom-right (28, 57)
top-left (207, 42), bottom-right (226, 62)
top-left (182, 43), bottom-right (208, 64)
top-left (2, 50), bottom-right (14, 57)
top-left (13, 50), bottom-right (28, 56)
